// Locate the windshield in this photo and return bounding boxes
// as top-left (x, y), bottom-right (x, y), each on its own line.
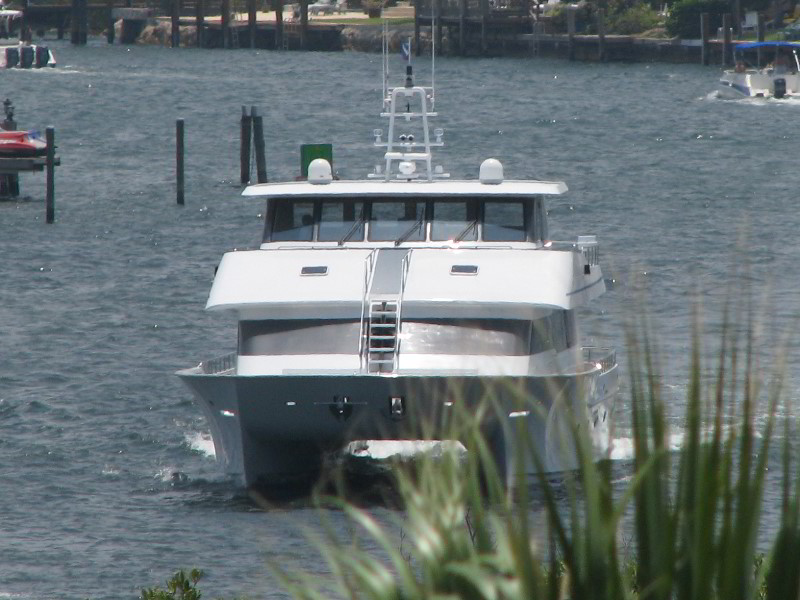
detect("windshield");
top-left (267, 197), bottom-right (536, 243)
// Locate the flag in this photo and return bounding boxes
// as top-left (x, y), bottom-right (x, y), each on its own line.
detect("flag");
top-left (401, 40), bottom-right (411, 61)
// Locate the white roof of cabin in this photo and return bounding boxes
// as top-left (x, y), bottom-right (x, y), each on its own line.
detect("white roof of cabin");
top-left (241, 179), bottom-right (568, 198)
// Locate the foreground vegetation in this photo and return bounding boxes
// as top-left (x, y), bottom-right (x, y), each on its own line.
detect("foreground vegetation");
top-left (143, 294), bottom-right (800, 599)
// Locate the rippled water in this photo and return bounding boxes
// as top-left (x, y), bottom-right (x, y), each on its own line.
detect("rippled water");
top-left (2, 39), bottom-right (800, 599)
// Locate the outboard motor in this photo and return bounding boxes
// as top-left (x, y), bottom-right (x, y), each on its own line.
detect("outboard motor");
top-left (34, 46), bottom-right (49, 68)
top-left (774, 78), bottom-right (787, 99)
top-left (19, 45), bottom-right (33, 68)
top-left (4, 46), bottom-right (19, 68)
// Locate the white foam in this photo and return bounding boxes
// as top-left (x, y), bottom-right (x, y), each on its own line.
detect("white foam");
top-left (609, 432), bottom-right (686, 461)
top-left (345, 440), bottom-right (466, 460)
top-left (185, 431), bottom-right (216, 458)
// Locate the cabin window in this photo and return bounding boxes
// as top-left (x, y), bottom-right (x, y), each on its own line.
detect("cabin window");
top-left (369, 200), bottom-right (425, 242)
top-left (271, 201), bottom-right (315, 242)
top-left (239, 320), bottom-right (360, 355)
top-left (530, 310), bottom-right (576, 353)
top-left (533, 197), bottom-right (548, 241)
top-left (483, 201), bottom-right (526, 241)
top-left (318, 200), bottom-right (366, 242)
top-left (400, 319), bottom-right (532, 355)
top-left (430, 200), bottom-right (479, 241)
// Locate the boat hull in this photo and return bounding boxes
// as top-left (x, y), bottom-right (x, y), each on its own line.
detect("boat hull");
top-left (178, 360), bottom-right (618, 488)
top-left (718, 70), bottom-right (800, 99)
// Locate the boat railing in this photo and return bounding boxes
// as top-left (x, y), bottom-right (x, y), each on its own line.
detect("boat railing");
top-left (582, 346), bottom-right (616, 375)
top-left (358, 250), bottom-right (377, 372)
top-left (200, 353), bottom-right (237, 375)
top-left (394, 249), bottom-right (414, 366)
top-left (550, 235), bottom-right (600, 266)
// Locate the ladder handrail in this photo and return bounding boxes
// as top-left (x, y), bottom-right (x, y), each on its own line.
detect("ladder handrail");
top-left (358, 250), bottom-right (377, 372)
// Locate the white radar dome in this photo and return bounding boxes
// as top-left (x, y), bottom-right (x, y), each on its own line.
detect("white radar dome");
top-left (308, 159), bottom-right (333, 184)
top-left (479, 158), bottom-right (504, 184)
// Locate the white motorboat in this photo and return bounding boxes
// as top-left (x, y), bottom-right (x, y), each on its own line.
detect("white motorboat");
top-left (178, 49), bottom-right (618, 489)
top-left (718, 41), bottom-right (800, 99)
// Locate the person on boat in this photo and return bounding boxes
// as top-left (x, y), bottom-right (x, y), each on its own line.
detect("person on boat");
top-left (735, 60), bottom-right (747, 73)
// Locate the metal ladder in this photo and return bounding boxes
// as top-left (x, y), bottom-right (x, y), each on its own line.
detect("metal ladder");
top-left (367, 299), bottom-right (399, 373)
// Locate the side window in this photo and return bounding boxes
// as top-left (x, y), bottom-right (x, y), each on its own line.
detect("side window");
top-left (369, 201), bottom-right (425, 242)
top-left (318, 201), bottom-right (365, 242)
top-left (483, 201), bottom-right (525, 241)
top-left (272, 201), bottom-right (315, 241)
top-left (431, 201), bottom-right (477, 241)
top-left (533, 197), bottom-right (548, 242)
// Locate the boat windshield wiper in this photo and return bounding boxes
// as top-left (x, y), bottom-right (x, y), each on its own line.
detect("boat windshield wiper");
top-left (395, 212), bottom-right (425, 246)
top-left (338, 209), bottom-right (366, 246)
top-left (454, 219), bottom-right (479, 242)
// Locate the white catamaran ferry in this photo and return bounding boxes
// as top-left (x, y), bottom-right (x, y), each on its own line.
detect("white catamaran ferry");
top-left (178, 48), bottom-right (618, 489)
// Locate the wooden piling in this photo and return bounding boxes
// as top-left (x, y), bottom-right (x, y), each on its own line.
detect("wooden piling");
top-left (171, 0), bottom-right (180, 48)
top-left (275, 0), bottom-right (284, 51)
top-left (567, 6), bottom-right (576, 61)
top-left (700, 12), bottom-right (709, 65)
top-left (480, 0), bottom-right (488, 55)
top-left (757, 13), bottom-right (765, 65)
top-left (597, 8), bottom-right (606, 62)
top-left (300, 0), bottom-right (309, 49)
top-left (240, 106), bottom-right (252, 185)
top-left (733, 0), bottom-right (742, 37)
top-left (46, 127), bottom-right (55, 223)
top-left (221, 0), bottom-right (231, 49)
top-left (251, 107), bottom-right (267, 184)
top-left (176, 119), bottom-right (185, 205)
top-left (71, 0), bottom-right (88, 45)
top-left (196, 0), bottom-right (206, 48)
top-left (722, 13), bottom-right (732, 66)
top-left (106, 0), bottom-right (115, 44)
top-left (458, 0), bottom-right (466, 56)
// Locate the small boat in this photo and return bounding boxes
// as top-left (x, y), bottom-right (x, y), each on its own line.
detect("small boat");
top-left (0, 130), bottom-right (47, 157)
top-left (0, 41), bottom-right (56, 69)
top-left (718, 41), bottom-right (800, 99)
top-left (178, 40), bottom-right (618, 489)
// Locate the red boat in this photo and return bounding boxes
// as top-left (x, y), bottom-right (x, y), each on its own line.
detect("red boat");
top-left (0, 130), bottom-right (46, 157)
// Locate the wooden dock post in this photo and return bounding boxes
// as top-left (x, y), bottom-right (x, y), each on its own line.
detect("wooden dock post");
top-left (221, 0), bottom-right (231, 48)
top-left (733, 0), bottom-right (742, 37)
top-left (71, 0), bottom-right (88, 45)
top-left (240, 106), bottom-right (252, 185)
top-left (722, 13), bottom-right (732, 66)
top-left (196, 0), bottom-right (206, 48)
top-left (247, 0), bottom-right (257, 47)
top-left (413, 0), bottom-right (421, 56)
top-left (251, 106), bottom-right (267, 184)
top-left (300, 0), bottom-right (309, 49)
top-left (176, 119), bottom-right (185, 205)
top-left (458, 0), bottom-right (466, 56)
top-left (597, 8), bottom-right (606, 62)
top-left (171, 0), bottom-right (180, 47)
top-left (700, 12), bottom-right (709, 65)
top-left (274, 0), bottom-right (284, 50)
top-left (46, 127), bottom-right (55, 224)
top-left (757, 12), bottom-right (765, 64)
top-left (480, 0), bottom-right (488, 55)
top-left (567, 6), bottom-right (576, 61)
top-left (106, 0), bottom-right (115, 44)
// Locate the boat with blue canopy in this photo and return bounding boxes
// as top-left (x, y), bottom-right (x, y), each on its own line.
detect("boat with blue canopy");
top-left (718, 41), bottom-right (800, 99)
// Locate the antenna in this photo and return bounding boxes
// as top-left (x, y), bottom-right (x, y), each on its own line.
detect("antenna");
top-left (382, 20), bottom-right (389, 108)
